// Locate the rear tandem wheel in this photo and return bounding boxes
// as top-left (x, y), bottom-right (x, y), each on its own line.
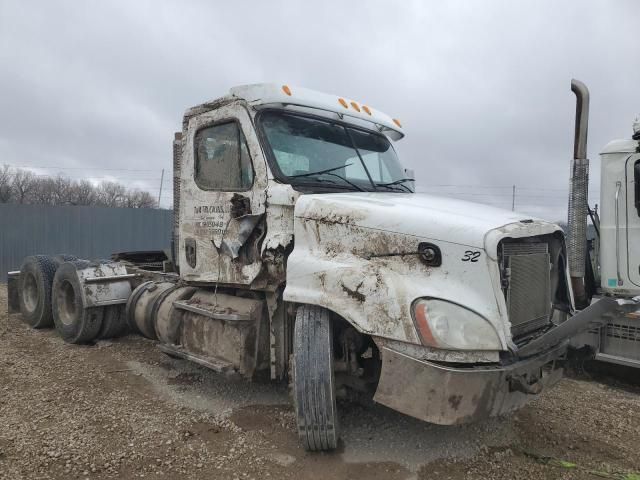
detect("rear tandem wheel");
top-left (18, 255), bottom-right (58, 328)
top-left (51, 260), bottom-right (104, 344)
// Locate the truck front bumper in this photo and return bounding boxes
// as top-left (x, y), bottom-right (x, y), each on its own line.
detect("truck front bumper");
top-left (373, 342), bottom-right (566, 425)
top-left (373, 296), bottom-right (640, 425)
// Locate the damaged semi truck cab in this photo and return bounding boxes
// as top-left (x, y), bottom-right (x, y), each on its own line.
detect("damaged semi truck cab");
top-left (174, 84), bottom-right (582, 447)
top-left (10, 83), bottom-right (629, 452)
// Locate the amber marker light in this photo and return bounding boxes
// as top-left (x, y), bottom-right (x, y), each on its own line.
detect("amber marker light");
top-left (338, 98), bottom-right (349, 108)
top-left (393, 118), bottom-right (402, 128)
top-left (362, 105), bottom-right (372, 115)
top-left (282, 85), bottom-right (292, 96)
top-left (350, 101), bottom-right (361, 112)
top-left (413, 301), bottom-right (438, 347)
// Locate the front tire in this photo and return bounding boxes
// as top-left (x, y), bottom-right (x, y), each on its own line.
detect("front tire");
top-left (293, 305), bottom-right (339, 451)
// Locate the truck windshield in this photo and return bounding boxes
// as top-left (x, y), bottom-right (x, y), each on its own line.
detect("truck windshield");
top-left (259, 111), bottom-right (412, 192)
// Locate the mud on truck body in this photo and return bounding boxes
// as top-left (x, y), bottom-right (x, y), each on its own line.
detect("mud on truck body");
top-left (7, 83), bottom-right (635, 451)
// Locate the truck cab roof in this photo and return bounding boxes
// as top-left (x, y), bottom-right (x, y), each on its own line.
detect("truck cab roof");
top-left (600, 138), bottom-right (639, 155)
top-left (185, 83), bottom-right (405, 141)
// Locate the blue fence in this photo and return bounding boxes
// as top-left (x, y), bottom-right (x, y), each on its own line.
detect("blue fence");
top-left (0, 204), bottom-right (172, 281)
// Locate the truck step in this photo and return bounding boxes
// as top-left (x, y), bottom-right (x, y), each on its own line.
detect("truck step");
top-left (595, 352), bottom-right (640, 368)
top-left (157, 344), bottom-right (234, 374)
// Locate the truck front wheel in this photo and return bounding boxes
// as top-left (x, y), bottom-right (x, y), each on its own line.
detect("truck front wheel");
top-left (292, 304), bottom-right (339, 451)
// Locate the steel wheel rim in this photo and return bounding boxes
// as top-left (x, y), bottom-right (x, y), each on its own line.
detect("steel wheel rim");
top-left (57, 280), bottom-right (77, 326)
top-left (23, 272), bottom-right (39, 313)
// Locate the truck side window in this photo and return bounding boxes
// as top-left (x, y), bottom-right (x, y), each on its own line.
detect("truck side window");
top-left (194, 122), bottom-right (254, 191)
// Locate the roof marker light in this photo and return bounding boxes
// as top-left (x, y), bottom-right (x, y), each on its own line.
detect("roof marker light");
top-left (362, 105), bottom-right (372, 115)
top-left (282, 85), bottom-right (292, 96)
top-left (350, 101), bottom-right (361, 112)
top-left (393, 118), bottom-right (403, 128)
top-left (338, 98), bottom-right (349, 109)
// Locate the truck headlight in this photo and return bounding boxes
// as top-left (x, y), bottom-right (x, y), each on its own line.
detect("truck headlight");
top-left (411, 298), bottom-right (501, 350)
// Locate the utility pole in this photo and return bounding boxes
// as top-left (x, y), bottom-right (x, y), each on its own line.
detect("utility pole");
top-left (158, 168), bottom-right (164, 208)
top-left (511, 185), bottom-right (516, 211)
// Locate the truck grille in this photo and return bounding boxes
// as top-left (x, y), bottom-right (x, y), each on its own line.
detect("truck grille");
top-left (502, 243), bottom-right (552, 337)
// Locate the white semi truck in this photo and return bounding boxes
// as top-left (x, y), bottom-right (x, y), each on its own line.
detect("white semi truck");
top-left (6, 82), bottom-right (638, 451)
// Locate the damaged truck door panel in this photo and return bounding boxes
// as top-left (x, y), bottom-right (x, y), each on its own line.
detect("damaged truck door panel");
top-left (179, 102), bottom-right (268, 285)
top-left (8, 82), bottom-right (637, 453)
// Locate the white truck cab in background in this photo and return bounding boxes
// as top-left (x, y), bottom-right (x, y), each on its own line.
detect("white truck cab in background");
top-left (599, 133), bottom-right (640, 293)
top-left (570, 106), bottom-right (640, 368)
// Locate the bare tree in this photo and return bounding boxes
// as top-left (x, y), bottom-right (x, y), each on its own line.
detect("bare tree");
top-left (124, 190), bottom-right (157, 208)
top-left (52, 175), bottom-right (73, 205)
top-left (0, 164), bottom-right (12, 203)
top-left (70, 180), bottom-right (97, 206)
top-left (32, 177), bottom-right (57, 205)
top-left (12, 169), bottom-right (36, 204)
top-left (97, 181), bottom-right (127, 207)
top-left (0, 166), bottom-right (159, 209)
top-left (134, 191), bottom-right (157, 208)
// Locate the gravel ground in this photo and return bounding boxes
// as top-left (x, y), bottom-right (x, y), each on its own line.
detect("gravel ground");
top-left (1, 283), bottom-right (639, 480)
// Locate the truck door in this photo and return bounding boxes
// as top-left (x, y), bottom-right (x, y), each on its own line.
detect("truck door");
top-left (179, 101), bottom-right (268, 285)
top-left (625, 153), bottom-right (640, 287)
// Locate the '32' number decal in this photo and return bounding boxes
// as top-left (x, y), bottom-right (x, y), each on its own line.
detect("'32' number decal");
top-left (461, 251), bottom-right (481, 262)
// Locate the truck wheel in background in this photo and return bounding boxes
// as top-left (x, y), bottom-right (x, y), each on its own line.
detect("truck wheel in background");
top-left (292, 304), bottom-right (339, 451)
top-left (51, 260), bottom-right (104, 344)
top-left (98, 305), bottom-right (127, 339)
top-left (18, 255), bottom-right (58, 328)
top-left (52, 254), bottom-right (78, 267)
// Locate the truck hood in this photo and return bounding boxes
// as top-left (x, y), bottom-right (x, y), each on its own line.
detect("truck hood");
top-left (294, 192), bottom-right (560, 252)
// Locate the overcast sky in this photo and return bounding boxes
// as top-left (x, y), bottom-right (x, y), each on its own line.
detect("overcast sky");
top-left (1, 0), bottom-right (638, 219)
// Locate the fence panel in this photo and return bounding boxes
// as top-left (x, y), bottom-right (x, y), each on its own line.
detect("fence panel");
top-left (0, 204), bottom-right (172, 281)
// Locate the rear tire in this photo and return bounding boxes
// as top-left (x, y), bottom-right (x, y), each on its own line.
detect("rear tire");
top-left (18, 255), bottom-right (57, 328)
top-left (52, 261), bottom-right (104, 344)
top-left (293, 304), bottom-right (339, 451)
top-left (52, 254), bottom-right (78, 267)
top-left (98, 305), bottom-right (127, 339)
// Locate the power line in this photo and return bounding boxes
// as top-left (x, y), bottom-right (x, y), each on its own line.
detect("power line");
top-left (416, 191), bottom-right (597, 199)
top-left (421, 185), bottom-right (598, 193)
top-left (4, 164), bottom-right (598, 192)
top-left (421, 184), bottom-right (571, 191)
top-left (4, 171), bottom-right (173, 183)
top-left (6, 164), bottom-right (165, 172)
top-left (2, 162), bottom-right (597, 212)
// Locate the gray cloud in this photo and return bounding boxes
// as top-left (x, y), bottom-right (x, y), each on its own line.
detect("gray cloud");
top-left (1, 0), bottom-right (638, 218)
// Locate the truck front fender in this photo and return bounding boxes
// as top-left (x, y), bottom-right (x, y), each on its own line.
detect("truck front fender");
top-left (283, 218), bottom-right (510, 348)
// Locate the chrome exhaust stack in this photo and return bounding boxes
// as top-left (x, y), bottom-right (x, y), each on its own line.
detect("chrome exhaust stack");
top-left (568, 79), bottom-right (590, 308)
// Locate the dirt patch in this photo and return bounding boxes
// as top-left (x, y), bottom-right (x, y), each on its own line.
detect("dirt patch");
top-left (341, 282), bottom-right (366, 302)
top-left (1, 284), bottom-right (639, 479)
